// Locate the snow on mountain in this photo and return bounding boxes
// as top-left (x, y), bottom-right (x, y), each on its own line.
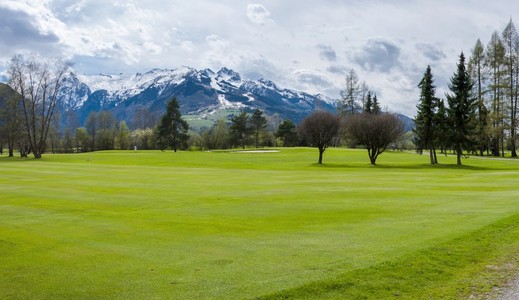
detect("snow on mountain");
top-left (58, 66), bottom-right (338, 127)
top-left (76, 67), bottom-right (194, 98)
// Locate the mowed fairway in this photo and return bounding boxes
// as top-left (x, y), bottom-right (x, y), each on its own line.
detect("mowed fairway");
top-left (2, 148), bottom-right (519, 299)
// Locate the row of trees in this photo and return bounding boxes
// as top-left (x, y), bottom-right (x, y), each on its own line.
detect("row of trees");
top-left (459, 19), bottom-right (519, 158)
top-left (414, 20), bottom-right (519, 164)
top-left (338, 69), bottom-right (382, 116)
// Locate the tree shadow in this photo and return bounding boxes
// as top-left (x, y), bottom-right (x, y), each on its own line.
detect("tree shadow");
top-left (313, 162), bottom-right (500, 171)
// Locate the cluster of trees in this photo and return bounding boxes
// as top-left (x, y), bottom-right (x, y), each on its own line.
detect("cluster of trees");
top-left (414, 19), bottom-right (519, 165)
top-left (0, 55), bottom-right (70, 158)
top-left (415, 54), bottom-right (475, 166)
top-left (298, 107), bottom-right (404, 165)
top-left (338, 69), bottom-right (382, 116)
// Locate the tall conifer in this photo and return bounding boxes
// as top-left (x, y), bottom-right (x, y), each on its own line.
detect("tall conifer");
top-left (414, 66), bottom-right (438, 164)
top-left (446, 53), bottom-right (478, 165)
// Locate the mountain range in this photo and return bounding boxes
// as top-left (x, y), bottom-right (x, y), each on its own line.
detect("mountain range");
top-left (57, 67), bottom-right (338, 130)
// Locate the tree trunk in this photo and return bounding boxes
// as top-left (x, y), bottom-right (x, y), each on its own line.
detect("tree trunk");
top-left (456, 145), bottom-right (462, 165)
top-left (501, 133), bottom-right (505, 157)
top-left (433, 149), bottom-right (438, 164)
top-left (511, 127), bottom-right (517, 157)
top-left (318, 148), bottom-right (324, 164)
top-left (369, 147), bottom-right (377, 165)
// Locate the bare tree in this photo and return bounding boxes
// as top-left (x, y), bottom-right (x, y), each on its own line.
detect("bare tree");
top-left (346, 113), bottom-right (405, 165)
top-left (7, 55), bottom-right (70, 158)
top-left (485, 31), bottom-right (506, 157)
top-left (298, 111), bottom-right (341, 164)
top-left (502, 19), bottom-right (519, 157)
top-left (0, 83), bottom-right (23, 156)
top-left (339, 69), bottom-right (361, 116)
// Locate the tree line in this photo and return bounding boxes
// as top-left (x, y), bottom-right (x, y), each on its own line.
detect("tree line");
top-left (414, 19), bottom-right (519, 164)
top-left (0, 54), bottom-right (408, 165)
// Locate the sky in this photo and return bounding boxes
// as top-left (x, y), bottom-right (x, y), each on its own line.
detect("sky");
top-left (0, 0), bottom-right (518, 116)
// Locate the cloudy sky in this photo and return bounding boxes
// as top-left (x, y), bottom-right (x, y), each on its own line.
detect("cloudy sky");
top-left (1, 0), bottom-right (518, 116)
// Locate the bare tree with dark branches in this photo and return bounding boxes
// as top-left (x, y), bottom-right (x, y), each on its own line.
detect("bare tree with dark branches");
top-left (7, 55), bottom-right (71, 158)
top-left (298, 111), bottom-right (341, 164)
top-left (346, 113), bottom-right (405, 165)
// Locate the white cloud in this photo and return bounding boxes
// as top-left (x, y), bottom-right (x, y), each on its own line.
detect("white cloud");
top-left (3, 0), bottom-right (519, 116)
top-left (246, 4), bottom-right (272, 25)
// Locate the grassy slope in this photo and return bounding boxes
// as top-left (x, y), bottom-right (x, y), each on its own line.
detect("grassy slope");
top-left (1, 148), bottom-right (519, 299)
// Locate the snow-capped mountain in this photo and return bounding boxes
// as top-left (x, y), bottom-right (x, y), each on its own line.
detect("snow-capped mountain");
top-left (57, 67), bottom-right (338, 129)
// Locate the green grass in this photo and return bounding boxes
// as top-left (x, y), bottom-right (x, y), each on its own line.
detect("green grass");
top-left (2, 148), bottom-right (519, 299)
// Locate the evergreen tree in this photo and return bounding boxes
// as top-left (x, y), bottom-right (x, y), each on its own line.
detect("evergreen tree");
top-left (446, 53), bottom-right (478, 165)
top-left (276, 119), bottom-right (298, 147)
top-left (230, 112), bottom-right (252, 149)
top-left (249, 109), bottom-right (268, 148)
top-left (156, 98), bottom-right (189, 152)
top-left (364, 91), bottom-right (372, 113)
top-left (372, 94), bottom-right (381, 114)
top-left (435, 99), bottom-right (449, 154)
top-left (414, 65), bottom-right (438, 164)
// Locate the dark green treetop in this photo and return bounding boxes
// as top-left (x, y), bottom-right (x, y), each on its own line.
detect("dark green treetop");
top-left (446, 53), bottom-right (478, 165)
top-left (156, 98), bottom-right (189, 152)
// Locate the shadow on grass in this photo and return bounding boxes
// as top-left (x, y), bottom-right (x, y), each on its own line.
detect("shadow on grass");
top-left (312, 162), bottom-right (500, 171)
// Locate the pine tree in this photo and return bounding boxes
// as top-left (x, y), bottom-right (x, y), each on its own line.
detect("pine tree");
top-left (230, 112), bottom-right (252, 149)
top-left (446, 53), bottom-right (478, 165)
top-left (276, 119), bottom-right (298, 147)
top-left (435, 99), bottom-right (449, 154)
top-left (156, 98), bottom-right (189, 152)
top-left (414, 65), bottom-right (438, 164)
top-left (249, 109), bottom-right (268, 148)
top-left (372, 94), bottom-right (381, 114)
top-left (364, 91), bottom-right (372, 113)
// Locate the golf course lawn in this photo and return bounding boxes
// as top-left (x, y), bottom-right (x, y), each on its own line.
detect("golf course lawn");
top-left (2, 148), bottom-right (519, 299)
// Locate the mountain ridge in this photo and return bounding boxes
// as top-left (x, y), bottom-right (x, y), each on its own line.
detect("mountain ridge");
top-left (57, 66), bottom-right (338, 129)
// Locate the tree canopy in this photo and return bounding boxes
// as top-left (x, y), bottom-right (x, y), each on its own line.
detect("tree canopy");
top-left (298, 111), bottom-right (341, 164)
top-left (347, 113), bottom-right (405, 165)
